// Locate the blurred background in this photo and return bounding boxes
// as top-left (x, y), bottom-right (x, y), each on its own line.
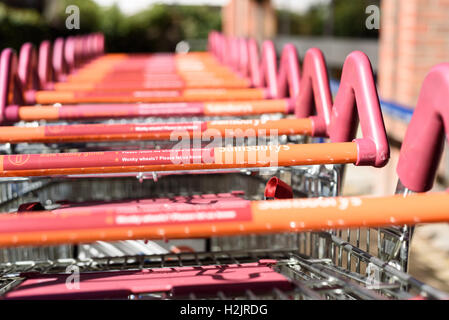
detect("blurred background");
top-left (0, 0), bottom-right (380, 53)
top-left (1, 0), bottom-right (449, 292)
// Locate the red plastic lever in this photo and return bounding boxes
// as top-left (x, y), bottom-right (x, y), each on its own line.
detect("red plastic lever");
top-left (397, 63), bottom-right (449, 192)
top-left (264, 177), bottom-right (293, 199)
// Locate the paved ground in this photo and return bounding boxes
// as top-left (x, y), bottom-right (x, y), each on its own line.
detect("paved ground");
top-left (409, 224), bottom-right (449, 293)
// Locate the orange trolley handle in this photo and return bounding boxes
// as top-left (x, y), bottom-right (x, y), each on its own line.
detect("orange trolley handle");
top-left (0, 192), bottom-right (449, 247)
top-left (0, 49), bottom-right (388, 169)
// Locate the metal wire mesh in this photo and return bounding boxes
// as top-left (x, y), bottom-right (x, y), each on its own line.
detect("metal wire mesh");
top-left (0, 248), bottom-right (446, 300)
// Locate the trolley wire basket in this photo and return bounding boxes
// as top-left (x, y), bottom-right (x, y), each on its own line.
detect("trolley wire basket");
top-left (0, 248), bottom-right (447, 300)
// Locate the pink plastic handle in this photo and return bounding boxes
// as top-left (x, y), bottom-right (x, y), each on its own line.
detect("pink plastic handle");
top-left (18, 43), bottom-right (39, 95)
top-left (64, 36), bottom-right (76, 72)
top-left (38, 40), bottom-right (53, 90)
top-left (214, 32), bottom-right (225, 63)
top-left (0, 49), bottom-right (24, 124)
top-left (97, 33), bottom-right (105, 55)
top-left (327, 51), bottom-right (389, 167)
top-left (277, 44), bottom-right (301, 108)
top-left (248, 39), bottom-right (278, 98)
top-left (238, 38), bottom-right (249, 78)
top-left (397, 63), bottom-right (449, 192)
top-left (221, 35), bottom-right (230, 66)
top-left (76, 35), bottom-right (90, 67)
top-left (90, 33), bottom-right (104, 58)
top-left (228, 36), bottom-right (239, 71)
top-left (52, 37), bottom-right (68, 82)
top-left (83, 35), bottom-right (93, 62)
top-left (86, 34), bottom-right (96, 60)
top-left (74, 35), bottom-right (84, 68)
top-left (295, 48), bottom-right (333, 136)
top-left (227, 36), bottom-right (240, 70)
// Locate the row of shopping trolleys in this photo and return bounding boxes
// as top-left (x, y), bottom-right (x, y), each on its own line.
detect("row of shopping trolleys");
top-left (0, 31), bottom-right (448, 299)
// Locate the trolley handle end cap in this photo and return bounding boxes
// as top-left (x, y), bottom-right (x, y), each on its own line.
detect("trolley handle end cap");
top-left (354, 138), bottom-right (388, 168)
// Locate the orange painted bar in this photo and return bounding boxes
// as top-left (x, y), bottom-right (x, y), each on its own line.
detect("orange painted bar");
top-left (33, 88), bottom-right (266, 104)
top-left (204, 100), bottom-right (289, 116)
top-left (0, 192), bottom-right (448, 247)
top-left (0, 118), bottom-right (312, 143)
top-left (52, 78), bottom-right (250, 91)
top-left (16, 99), bottom-right (289, 121)
top-left (0, 142), bottom-right (357, 177)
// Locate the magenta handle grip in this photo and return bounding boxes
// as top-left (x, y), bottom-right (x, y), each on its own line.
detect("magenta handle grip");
top-left (74, 35), bottom-right (84, 68)
top-left (277, 44), bottom-right (300, 103)
top-left (295, 48), bottom-right (333, 136)
top-left (93, 33), bottom-right (105, 57)
top-left (238, 38), bottom-right (249, 78)
top-left (86, 34), bottom-right (98, 60)
top-left (38, 40), bottom-right (53, 89)
top-left (327, 51), bottom-right (389, 167)
top-left (229, 36), bottom-right (240, 71)
top-left (248, 39), bottom-right (278, 98)
top-left (18, 43), bottom-right (37, 91)
top-left (396, 63), bottom-right (449, 192)
top-left (0, 48), bottom-right (23, 124)
top-left (222, 36), bottom-right (232, 68)
top-left (216, 33), bottom-right (225, 63)
top-left (247, 40), bottom-right (332, 128)
top-left (52, 37), bottom-right (68, 82)
top-left (64, 36), bottom-right (76, 72)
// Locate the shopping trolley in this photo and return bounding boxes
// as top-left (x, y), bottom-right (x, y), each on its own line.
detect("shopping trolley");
top-left (0, 32), bottom-right (332, 200)
top-left (13, 38), bottom-right (264, 105)
top-left (0, 42), bottom-right (388, 280)
top-left (1, 190), bottom-right (449, 299)
top-left (2, 36), bottom-right (305, 124)
top-left (1, 32), bottom-right (442, 300)
top-left (0, 32), bottom-right (384, 255)
top-left (0, 32), bottom-right (333, 262)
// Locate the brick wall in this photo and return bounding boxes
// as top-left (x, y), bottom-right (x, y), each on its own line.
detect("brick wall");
top-left (379, 0), bottom-right (449, 107)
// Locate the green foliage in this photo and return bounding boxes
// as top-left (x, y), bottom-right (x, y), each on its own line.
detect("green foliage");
top-left (333, 0), bottom-right (379, 38)
top-left (108, 4), bottom-right (222, 52)
top-left (0, 3), bottom-right (50, 51)
top-left (277, 0), bottom-right (380, 38)
top-left (0, 1), bottom-right (222, 52)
